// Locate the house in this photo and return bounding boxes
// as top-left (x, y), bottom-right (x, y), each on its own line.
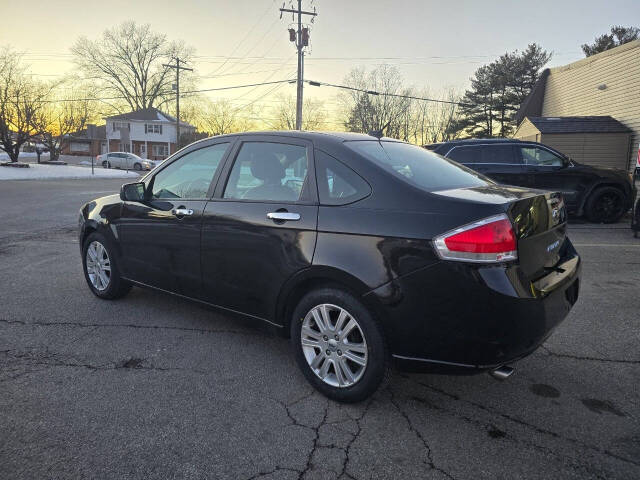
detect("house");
top-left (105, 107), bottom-right (195, 160)
top-left (515, 40), bottom-right (640, 171)
top-left (61, 124), bottom-right (106, 157)
top-left (514, 116), bottom-right (632, 169)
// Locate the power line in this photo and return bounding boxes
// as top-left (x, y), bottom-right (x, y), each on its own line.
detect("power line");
top-left (205, 0), bottom-right (276, 77)
top-left (305, 79), bottom-right (472, 107)
top-left (38, 79), bottom-right (295, 103)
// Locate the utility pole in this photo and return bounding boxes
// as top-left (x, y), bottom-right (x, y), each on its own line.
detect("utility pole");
top-left (280, 1), bottom-right (317, 130)
top-left (163, 57), bottom-right (193, 152)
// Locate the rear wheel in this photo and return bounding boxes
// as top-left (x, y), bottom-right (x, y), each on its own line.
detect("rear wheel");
top-left (102, 161), bottom-right (110, 168)
top-left (585, 186), bottom-right (626, 223)
top-left (290, 287), bottom-right (389, 403)
top-left (82, 232), bottom-right (131, 300)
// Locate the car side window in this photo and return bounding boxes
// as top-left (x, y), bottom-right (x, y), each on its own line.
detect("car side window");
top-left (151, 143), bottom-right (229, 199)
top-left (446, 146), bottom-right (478, 164)
top-left (223, 142), bottom-right (308, 202)
top-left (316, 150), bottom-right (371, 205)
top-left (481, 145), bottom-right (518, 164)
top-left (520, 146), bottom-right (564, 167)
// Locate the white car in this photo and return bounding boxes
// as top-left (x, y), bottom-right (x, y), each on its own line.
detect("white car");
top-left (97, 152), bottom-right (154, 171)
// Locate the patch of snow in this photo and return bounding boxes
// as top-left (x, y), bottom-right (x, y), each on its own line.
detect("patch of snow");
top-left (0, 163), bottom-right (141, 181)
top-left (0, 151), bottom-right (50, 160)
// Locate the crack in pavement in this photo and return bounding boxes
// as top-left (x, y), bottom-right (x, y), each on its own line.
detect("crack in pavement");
top-left (400, 387), bottom-right (609, 480)
top-left (408, 376), bottom-right (640, 469)
top-left (540, 345), bottom-right (640, 365)
top-left (0, 318), bottom-right (261, 337)
top-left (260, 394), bottom-right (376, 480)
top-left (0, 349), bottom-right (208, 381)
top-left (387, 388), bottom-right (457, 480)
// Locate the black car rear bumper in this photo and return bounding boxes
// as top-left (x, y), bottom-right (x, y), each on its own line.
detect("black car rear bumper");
top-left (366, 239), bottom-right (581, 374)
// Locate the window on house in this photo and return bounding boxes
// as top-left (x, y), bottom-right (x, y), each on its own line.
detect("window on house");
top-left (112, 122), bottom-right (130, 131)
top-left (152, 145), bottom-right (169, 157)
top-left (145, 124), bottom-right (162, 134)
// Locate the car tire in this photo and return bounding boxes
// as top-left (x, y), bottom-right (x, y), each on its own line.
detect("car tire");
top-left (102, 161), bottom-right (109, 168)
top-left (585, 186), bottom-right (626, 223)
top-left (290, 287), bottom-right (389, 403)
top-left (133, 163), bottom-right (141, 171)
top-left (82, 231), bottom-right (132, 300)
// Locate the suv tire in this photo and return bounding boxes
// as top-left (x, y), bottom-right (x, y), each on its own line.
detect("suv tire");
top-left (585, 186), bottom-right (626, 223)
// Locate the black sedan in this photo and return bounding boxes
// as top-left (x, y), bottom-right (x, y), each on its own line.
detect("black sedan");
top-left (79, 132), bottom-right (580, 402)
top-left (427, 139), bottom-right (635, 223)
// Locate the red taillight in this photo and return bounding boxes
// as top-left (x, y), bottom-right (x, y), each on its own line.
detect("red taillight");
top-left (433, 214), bottom-right (517, 263)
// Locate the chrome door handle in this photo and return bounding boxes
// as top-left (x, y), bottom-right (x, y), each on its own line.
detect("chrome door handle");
top-left (172, 208), bottom-right (194, 216)
top-left (267, 212), bottom-right (300, 221)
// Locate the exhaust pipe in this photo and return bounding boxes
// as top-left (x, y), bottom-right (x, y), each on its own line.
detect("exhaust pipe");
top-left (490, 365), bottom-right (514, 380)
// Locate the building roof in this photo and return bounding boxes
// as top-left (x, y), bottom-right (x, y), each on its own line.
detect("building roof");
top-left (514, 69), bottom-right (549, 124)
top-left (67, 124), bottom-right (106, 141)
top-left (526, 116), bottom-right (631, 134)
top-left (105, 107), bottom-right (194, 127)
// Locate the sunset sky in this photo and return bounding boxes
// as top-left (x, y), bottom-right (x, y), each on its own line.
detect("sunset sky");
top-left (0, 0), bottom-right (637, 125)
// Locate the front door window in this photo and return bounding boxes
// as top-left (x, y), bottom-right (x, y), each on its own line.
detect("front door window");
top-left (151, 143), bottom-right (230, 200)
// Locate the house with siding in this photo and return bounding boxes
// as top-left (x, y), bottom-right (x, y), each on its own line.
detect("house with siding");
top-left (61, 124), bottom-right (106, 157)
top-left (105, 107), bottom-right (195, 160)
top-left (515, 40), bottom-right (640, 171)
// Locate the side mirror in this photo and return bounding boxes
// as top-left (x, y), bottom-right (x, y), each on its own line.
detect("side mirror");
top-left (120, 182), bottom-right (146, 202)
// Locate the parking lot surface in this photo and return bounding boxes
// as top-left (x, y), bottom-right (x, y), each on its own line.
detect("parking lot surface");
top-left (1, 178), bottom-right (639, 479)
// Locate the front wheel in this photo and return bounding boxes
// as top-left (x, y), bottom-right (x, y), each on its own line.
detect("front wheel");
top-left (290, 287), bottom-right (389, 403)
top-left (585, 186), bottom-right (626, 223)
top-left (133, 163), bottom-right (142, 171)
top-left (82, 232), bottom-right (131, 300)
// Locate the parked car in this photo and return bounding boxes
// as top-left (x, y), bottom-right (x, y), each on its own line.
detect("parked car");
top-left (79, 132), bottom-right (580, 402)
top-left (426, 139), bottom-right (635, 223)
top-left (97, 152), bottom-right (154, 171)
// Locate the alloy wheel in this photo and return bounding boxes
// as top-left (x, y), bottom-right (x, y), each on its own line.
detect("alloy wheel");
top-left (300, 303), bottom-right (368, 388)
top-left (86, 241), bottom-right (111, 291)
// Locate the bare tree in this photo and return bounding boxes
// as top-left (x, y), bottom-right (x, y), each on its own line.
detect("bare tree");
top-left (420, 88), bottom-right (464, 145)
top-left (0, 47), bottom-right (50, 162)
top-left (34, 85), bottom-right (98, 162)
top-left (270, 94), bottom-right (326, 131)
top-left (197, 98), bottom-right (255, 136)
top-left (71, 21), bottom-right (194, 112)
top-left (340, 65), bottom-right (412, 138)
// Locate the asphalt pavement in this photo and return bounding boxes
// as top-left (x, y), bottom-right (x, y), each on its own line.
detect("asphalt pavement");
top-left (1, 178), bottom-right (638, 479)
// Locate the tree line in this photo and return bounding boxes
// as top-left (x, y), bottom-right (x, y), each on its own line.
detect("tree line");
top-left (1, 22), bottom-right (637, 162)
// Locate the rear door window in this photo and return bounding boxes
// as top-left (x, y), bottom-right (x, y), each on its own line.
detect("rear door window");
top-left (315, 150), bottom-right (371, 205)
top-left (447, 146), bottom-right (479, 164)
top-left (481, 145), bottom-right (519, 164)
top-left (223, 142), bottom-right (309, 202)
top-left (346, 141), bottom-right (490, 192)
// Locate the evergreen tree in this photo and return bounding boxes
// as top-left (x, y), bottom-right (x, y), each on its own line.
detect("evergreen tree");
top-left (582, 26), bottom-right (639, 57)
top-left (454, 44), bottom-right (551, 138)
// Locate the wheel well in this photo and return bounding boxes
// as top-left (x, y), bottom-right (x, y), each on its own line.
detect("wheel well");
top-left (278, 275), bottom-right (385, 338)
top-left (81, 224), bottom-right (97, 247)
top-left (580, 182), bottom-right (627, 213)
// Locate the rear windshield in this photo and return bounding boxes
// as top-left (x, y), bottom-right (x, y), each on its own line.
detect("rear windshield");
top-left (346, 141), bottom-right (491, 192)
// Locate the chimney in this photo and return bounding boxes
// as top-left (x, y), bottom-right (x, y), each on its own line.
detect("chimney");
top-left (86, 124), bottom-right (97, 139)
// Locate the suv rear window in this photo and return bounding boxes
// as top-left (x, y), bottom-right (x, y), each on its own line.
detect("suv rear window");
top-left (346, 141), bottom-right (490, 192)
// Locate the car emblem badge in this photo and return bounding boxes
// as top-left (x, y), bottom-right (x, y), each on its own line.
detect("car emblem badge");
top-left (546, 240), bottom-right (560, 252)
